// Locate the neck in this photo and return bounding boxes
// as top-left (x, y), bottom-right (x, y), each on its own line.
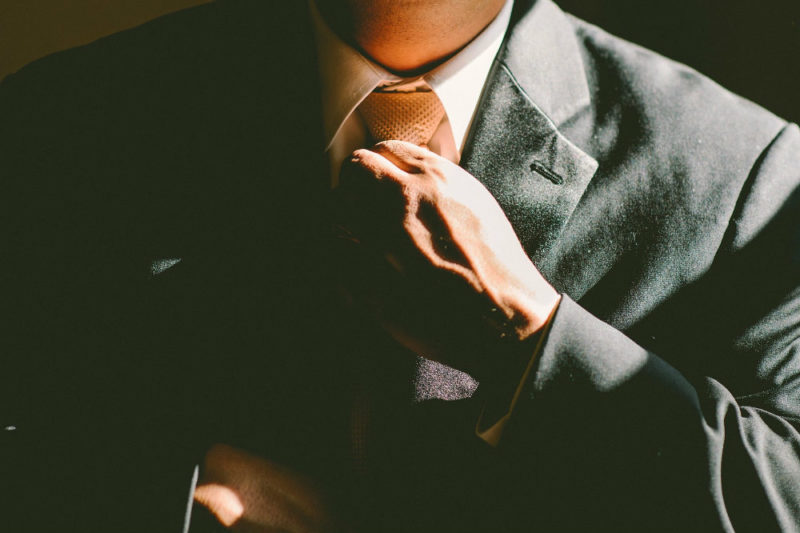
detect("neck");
top-left (315, 0), bottom-right (507, 75)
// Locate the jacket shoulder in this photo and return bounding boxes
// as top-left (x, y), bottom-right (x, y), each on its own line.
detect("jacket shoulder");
top-left (568, 14), bottom-right (787, 171)
top-left (546, 15), bottom-right (799, 315)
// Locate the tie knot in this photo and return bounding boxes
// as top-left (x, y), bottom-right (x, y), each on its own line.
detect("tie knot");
top-left (358, 90), bottom-right (445, 146)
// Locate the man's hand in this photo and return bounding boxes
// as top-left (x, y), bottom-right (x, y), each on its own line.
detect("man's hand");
top-left (194, 444), bottom-right (338, 533)
top-left (333, 140), bottom-right (560, 381)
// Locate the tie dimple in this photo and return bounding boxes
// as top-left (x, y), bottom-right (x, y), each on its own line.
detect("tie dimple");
top-left (358, 90), bottom-right (445, 146)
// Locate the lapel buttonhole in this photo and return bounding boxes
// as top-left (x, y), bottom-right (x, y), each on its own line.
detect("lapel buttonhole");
top-left (530, 160), bottom-right (564, 185)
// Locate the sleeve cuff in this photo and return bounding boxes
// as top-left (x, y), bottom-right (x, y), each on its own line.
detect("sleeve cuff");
top-left (477, 294), bottom-right (700, 447)
top-left (475, 298), bottom-right (559, 446)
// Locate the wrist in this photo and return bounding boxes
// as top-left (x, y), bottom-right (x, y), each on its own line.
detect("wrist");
top-left (511, 289), bottom-right (562, 341)
top-left (477, 293), bottom-right (560, 383)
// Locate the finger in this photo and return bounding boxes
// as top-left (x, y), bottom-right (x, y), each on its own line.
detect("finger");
top-left (339, 147), bottom-right (408, 189)
top-left (334, 148), bottom-right (410, 242)
top-left (194, 484), bottom-right (244, 528)
top-left (371, 140), bottom-right (436, 174)
top-left (196, 444), bottom-right (332, 532)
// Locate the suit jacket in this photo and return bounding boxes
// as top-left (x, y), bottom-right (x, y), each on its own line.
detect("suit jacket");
top-left (1, 1), bottom-right (799, 532)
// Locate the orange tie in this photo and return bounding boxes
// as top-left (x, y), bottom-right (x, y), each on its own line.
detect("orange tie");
top-left (349, 90), bottom-right (445, 474)
top-left (358, 90), bottom-right (445, 145)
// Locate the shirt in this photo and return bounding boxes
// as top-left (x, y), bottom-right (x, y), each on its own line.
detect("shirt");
top-left (309, 0), bottom-right (514, 185)
top-left (309, 0), bottom-right (530, 446)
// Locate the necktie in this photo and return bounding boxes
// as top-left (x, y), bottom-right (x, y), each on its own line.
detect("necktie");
top-left (358, 90), bottom-right (445, 146)
top-left (348, 89), bottom-right (445, 482)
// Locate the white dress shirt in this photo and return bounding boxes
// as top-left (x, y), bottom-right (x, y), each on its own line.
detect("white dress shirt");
top-left (309, 0), bottom-right (514, 185)
top-left (308, 1), bottom-right (530, 441)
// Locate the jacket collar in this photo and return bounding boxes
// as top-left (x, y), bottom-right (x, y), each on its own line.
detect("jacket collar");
top-left (503, 0), bottom-right (592, 126)
top-left (461, 0), bottom-right (598, 265)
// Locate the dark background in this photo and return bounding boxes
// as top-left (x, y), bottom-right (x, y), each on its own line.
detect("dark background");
top-left (0, 0), bottom-right (210, 80)
top-left (559, 0), bottom-right (800, 123)
top-left (2, 0), bottom-right (798, 121)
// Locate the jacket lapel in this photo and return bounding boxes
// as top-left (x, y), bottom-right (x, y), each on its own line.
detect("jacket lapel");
top-left (461, 0), bottom-right (598, 267)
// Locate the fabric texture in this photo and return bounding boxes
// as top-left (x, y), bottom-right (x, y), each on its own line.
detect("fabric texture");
top-left (310, 0), bottom-right (513, 181)
top-left (358, 90), bottom-right (446, 146)
top-left (1, 0), bottom-right (799, 532)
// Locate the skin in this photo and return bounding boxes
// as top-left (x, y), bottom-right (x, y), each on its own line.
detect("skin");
top-left (315, 0), bottom-right (508, 74)
top-left (311, 0), bottom-right (560, 378)
top-left (196, 3), bottom-right (562, 530)
top-left (195, 444), bottom-right (338, 533)
top-left (197, 143), bottom-right (562, 531)
top-left (335, 141), bottom-right (561, 381)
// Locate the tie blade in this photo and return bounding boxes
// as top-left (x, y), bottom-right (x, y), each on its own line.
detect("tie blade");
top-left (359, 90), bottom-right (445, 145)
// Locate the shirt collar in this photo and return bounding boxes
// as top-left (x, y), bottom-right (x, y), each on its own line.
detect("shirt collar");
top-left (310, 0), bottom-right (513, 152)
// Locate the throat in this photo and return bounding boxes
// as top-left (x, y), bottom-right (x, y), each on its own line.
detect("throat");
top-left (314, 0), bottom-right (508, 74)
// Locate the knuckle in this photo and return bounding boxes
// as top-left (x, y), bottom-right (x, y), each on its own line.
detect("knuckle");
top-left (375, 140), bottom-right (398, 152)
top-left (429, 163), bottom-right (447, 182)
top-left (349, 149), bottom-right (369, 163)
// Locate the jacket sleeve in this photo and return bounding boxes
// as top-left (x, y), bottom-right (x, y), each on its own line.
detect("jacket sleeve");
top-left (0, 63), bottom-right (200, 533)
top-left (482, 124), bottom-right (800, 533)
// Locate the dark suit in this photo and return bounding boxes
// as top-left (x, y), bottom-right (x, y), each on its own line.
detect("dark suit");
top-left (1, 0), bottom-right (799, 531)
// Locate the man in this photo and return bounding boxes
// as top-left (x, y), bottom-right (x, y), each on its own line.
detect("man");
top-left (1, 1), bottom-right (798, 532)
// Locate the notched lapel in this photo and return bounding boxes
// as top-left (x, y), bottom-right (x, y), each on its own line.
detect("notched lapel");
top-left (461, 0), bottom-right (598, 266)
top-left (461, 64), bottom-right (597, 265)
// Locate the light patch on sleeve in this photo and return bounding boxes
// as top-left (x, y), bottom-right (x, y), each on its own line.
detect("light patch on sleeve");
top-left (149, 258), bottom-right (182, 277)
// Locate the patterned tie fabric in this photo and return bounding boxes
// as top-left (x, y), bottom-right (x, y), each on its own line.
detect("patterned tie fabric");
top-left (358, 90), bottom-right (445, 146)
top-left (349, 89), bottom-right (458, 482)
